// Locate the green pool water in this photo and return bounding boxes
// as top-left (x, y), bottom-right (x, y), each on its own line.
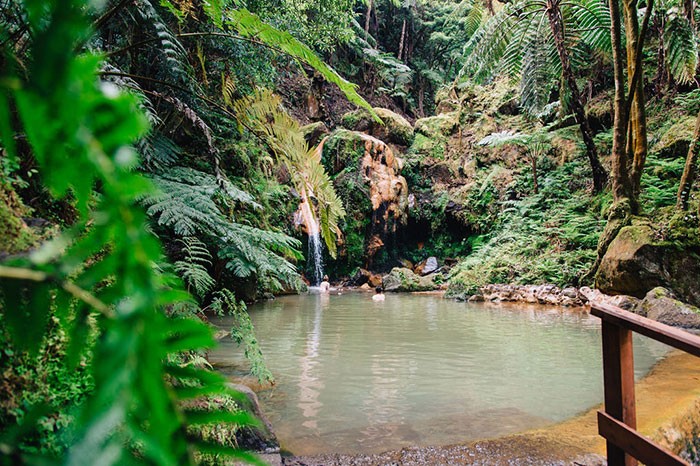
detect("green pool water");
top-left (209, 292), bottom-right (669, 455)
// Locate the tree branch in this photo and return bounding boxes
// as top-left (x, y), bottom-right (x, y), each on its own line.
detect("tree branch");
top-left (0, 265), bottom-right (114, 318)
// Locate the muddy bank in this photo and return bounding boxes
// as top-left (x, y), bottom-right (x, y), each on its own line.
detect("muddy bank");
top-left (280, 350), bottom-right (700, 465)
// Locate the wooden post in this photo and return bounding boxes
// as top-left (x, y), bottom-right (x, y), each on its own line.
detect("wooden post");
top-left (601, 321), bottom-right (638, 466)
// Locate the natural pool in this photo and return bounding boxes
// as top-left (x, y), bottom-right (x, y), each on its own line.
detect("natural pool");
top-left (209, 292), bottom-right (670, 456)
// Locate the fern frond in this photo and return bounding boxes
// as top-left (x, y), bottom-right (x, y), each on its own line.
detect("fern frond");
top-left (138, 133), bottom-right (182, 171)
top-left (664, 10), bottom-right (698, 84)
top-left (174, 237), bottom-right (215, 298)
top-left (569, 0), bottom-right (612, 54)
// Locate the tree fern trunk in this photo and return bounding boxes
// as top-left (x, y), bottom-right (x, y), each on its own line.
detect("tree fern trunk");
top-left (398, 18), bottom-right (407, 60)
top-left (546, 0), bottom-right (608, 193)
top-left (609, 0), bottom-right (634, 205)
top-left (624, 0), bottom-right (649, 212)
top-left (677, 108), bottom-right (700, 210)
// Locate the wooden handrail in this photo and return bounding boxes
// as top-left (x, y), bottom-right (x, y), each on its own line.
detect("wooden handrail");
top-left (591, 302), bottom-right (700, 357)
top-left (591, 302), bottom-right (700, 466)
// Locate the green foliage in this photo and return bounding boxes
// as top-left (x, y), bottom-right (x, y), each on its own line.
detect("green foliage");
top-left (175, 237), bottom-right (216, 299)
top-left (233, 89), bottom-right (346, 257)
top-left (209, 289), bottom-right (274, 383)
top-left (663, 7), bottom-right (699, 84)
top-left (448, 158), bottom-right (607, 296)
top-left (0, 1), bottom-right (261, 464)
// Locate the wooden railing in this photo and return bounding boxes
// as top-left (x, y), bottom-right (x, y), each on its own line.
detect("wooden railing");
top-left (591, 302), bottom-right (700, 466)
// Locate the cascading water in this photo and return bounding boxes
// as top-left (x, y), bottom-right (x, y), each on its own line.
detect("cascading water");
top-left (296, 188), bottom-right (325, 285)
top-left (307, 232), bottom-right (324, 286)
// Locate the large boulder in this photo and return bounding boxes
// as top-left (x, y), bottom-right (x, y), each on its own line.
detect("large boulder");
top-left (340, 107), bottom-right (414, 146)
top-left (634, 287), bottom-right (700, 329)
top-left (595, 220), bottom-right (700, 307)
top-left (382, 267), bottom-right (436, 292)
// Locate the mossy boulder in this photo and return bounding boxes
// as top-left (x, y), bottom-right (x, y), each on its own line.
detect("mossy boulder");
top-left (414, 112), bottom-right (459, 138)
top-left (634, 287), bottom-right (700, 328)
top-left (653, 116), bottom-right (696, 158)
top-left (340, 107), bottom-right (414, 146)
top-left (382, 267), bottom-right (436, 292)
top-left (595, 219), bottom-right (700, 306)
top-left (321, 129), bottom-right (368, 174)
top-left (300, 121), bottom-right (329, 147)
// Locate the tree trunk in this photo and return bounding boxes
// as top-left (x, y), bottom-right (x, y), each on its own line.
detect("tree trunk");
top-left (398, 18), bottom-right (407, 61)
top-left (546, 0), bottom-right (608, 192)
top-left (624, 0), bottom-right (649, 211)
top-left (685, 0), bottom-right (695, 27)
top-left (677, 108), bottom-right (700, 210)
top-left (487, 0), bottom-right (495, 15)
top-left (609, 0), bottom-right (635, 205)
top-left (364, 0), bottom-right (373, 34)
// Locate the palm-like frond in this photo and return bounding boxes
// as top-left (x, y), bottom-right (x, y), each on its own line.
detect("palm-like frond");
top-left (568, 0), bottom-right (612, 54)
top-left (226, 8), bottom-right (377, 120)
top-left (664, 10), bottom-right (698, 84)
top-left (233, 89), bottom-right (346, 257)
top-left (461, 3), bottom-right (520, 82)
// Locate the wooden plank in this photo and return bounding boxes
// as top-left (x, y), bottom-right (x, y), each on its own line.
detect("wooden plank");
top-left (591, 302), bottom-right (700, 358)
top-left (601, 321), bottom-right (638, 466)
top-left (598, 411), bottom-right (689, 466)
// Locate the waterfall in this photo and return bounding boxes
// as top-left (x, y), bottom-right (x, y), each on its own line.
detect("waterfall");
top-left (307, 232), bottom-right (324, 286)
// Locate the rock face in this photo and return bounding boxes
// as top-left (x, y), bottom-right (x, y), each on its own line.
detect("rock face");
top-left (382, 267), bottom-right (437, 292)
top-left (340, 107), bottom-right (414, 146)
top-left (321, 130), bottom-right (409, 269)
top-left (595, 220), bottom-right (700, 307)
top-left (227, 383), bottom-right (280, 454)
top-left (634, 287), bottom-right (700, 329)
top-left (415, 256), bottom-right (439, 275)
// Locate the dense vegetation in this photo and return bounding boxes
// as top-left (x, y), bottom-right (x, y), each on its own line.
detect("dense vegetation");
top-left (1, 0), bottom-right (700, 464)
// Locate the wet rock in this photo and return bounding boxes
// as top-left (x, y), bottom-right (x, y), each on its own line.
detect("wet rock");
top-left (359, 283), bottom-right (371, 290)
top-left (595, 220), bottom-right (700, 306)
top-left (468, 294), bottom-right (485, 302)
top-left (382, 267), bottom-right (437, 292)
top-left (398, 258), bottom-right (414, 269)
top-left (347, 268), bottom-right (371, 286)
top-left (415, 256), bottom-right (439, 276)
top-left (634, 287), bottom-right (700, 328)
top-left (368, 273), bottom-right (383, 288)
top-left (476, 284), bottom-right (586, 306)
top-left (321, 130), bottom-right (410, 267)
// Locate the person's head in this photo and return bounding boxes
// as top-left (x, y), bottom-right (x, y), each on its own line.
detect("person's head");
top-left (323, 275), bottom-right (329, 281)
top-left (375, 286), bottom-right (383, 294)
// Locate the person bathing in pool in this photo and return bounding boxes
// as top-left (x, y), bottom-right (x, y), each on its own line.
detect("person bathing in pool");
top-left (319, 275), bottom-right (331, 293)
top-left (372, 286), bottom-right (385, 302)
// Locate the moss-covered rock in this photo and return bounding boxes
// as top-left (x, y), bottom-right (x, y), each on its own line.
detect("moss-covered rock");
top-left (382, 267), bottom-right (436, 292)
top-left (340, 107), bottom-right (414, 146)
top-left (634, 287), bottom-right (700, 328)
top-left (653, 116), bottom-right (696, 158)
top-left (414, 112), bottom-right (459, 138)
top-left (0, 184), bottom-right (39, 255)
top-left (595, 218), bottom-right (700, 306)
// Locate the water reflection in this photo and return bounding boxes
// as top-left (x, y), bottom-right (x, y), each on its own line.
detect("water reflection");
top-left (297, 294), bottom-right (327, 430)
top-left (209, 293), bottom-right (671, 456)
